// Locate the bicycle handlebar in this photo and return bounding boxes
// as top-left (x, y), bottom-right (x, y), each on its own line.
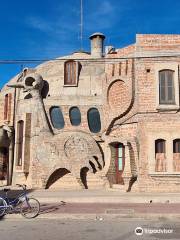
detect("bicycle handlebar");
top-left (16, 184), bottom-right (27, 190)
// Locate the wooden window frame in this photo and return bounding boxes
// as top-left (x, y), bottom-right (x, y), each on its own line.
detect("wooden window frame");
top-left (155, 63), bottom-right (179, 111)
top-left (159, 70), bottom-right (175, 105)
top-left (64, 60), bottom-right (78, 86)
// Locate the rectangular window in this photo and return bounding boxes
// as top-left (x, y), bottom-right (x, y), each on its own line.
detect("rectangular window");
top-left (118, 146), bottom-right (123, 170)
top-left (159, 70), bottom-right (175, 104)
top-left (64, 61), bottom-right (77, 85)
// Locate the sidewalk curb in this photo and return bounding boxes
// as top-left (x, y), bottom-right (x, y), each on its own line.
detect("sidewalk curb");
top-left (31, 197), bottom-right (180, 204)
top-left (3, 213), bottom-right (180, 221)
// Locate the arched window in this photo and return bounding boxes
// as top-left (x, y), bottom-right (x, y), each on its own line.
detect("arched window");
top-left (17, 120), bottom-right (24, 166)
top-left (155, 139), bottom-right (166, 153)
top-left (155, 139), bottom-right (166, 172)
top-left (64, 60), bottom-right (77, 85)
top-left (69, 107), bottom-right (81, 126)
top-left (87, 108), bottom-right (101, 133)
top-left (173, 139), bottom-right (180, 153)
top-left (173, 139), bottom-right (180, 172)
top-left (4, 94), bottom-right (8, 120)
top-left (50, 107), bottom-right (65, 129)
top-left (159, 70), bottom-right (175, 104)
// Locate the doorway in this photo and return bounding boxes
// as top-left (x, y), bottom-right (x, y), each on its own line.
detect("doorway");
top-left (0, 147), bottom-right (9, 181)
top-left (107, 143), bottom-right (125, 185)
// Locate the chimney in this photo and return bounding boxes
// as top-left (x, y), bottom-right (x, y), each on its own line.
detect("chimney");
top-left (89, 32), bottom-right (105, 58)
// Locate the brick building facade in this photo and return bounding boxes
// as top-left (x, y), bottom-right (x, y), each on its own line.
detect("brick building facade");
top-left (0, 33), bottom-right (180, 192)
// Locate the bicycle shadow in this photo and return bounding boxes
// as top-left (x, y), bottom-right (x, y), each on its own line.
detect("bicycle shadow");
top-left (0, 215), bottom-right (5, 221)
top-left (39, 201), bottom-right (66, 215)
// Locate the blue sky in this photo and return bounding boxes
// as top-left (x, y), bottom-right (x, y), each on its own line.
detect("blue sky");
top-left (0, 0), bottom-right (180, 88)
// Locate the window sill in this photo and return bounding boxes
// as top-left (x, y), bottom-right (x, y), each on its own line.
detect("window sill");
top-left (63, 84), bottom-right (78, 87)
top-left (156, 104), bottom-right (179, 111)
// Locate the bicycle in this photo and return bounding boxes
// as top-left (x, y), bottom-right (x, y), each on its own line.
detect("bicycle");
top-left (0, 184), bottom-right (40, 219)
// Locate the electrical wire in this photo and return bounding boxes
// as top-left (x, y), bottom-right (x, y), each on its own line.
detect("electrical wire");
top-left (0, 53), bottom-right (180, 65)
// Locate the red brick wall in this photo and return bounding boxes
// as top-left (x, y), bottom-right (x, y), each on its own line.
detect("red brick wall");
top-left (108, 80), bottom-right (130, 114)
top-left (136, 34), bottom-right (180, 51)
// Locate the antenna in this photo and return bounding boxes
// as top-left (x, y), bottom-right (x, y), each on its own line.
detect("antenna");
top-left (80, 0), bottom-right (83, 50)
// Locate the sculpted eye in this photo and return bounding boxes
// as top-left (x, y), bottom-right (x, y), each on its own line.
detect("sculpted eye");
top-left (69, 107), bottom-right (81, 126)
top-left (50, 107), bottom-right (65, 129)
top-left (25, 77), bottom-right (36, 87)
top-left (87, 108), bottom-right (101, 133)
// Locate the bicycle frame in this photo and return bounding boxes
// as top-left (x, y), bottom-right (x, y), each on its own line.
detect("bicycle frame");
top-left (0, 190), bottom-right (29, 212)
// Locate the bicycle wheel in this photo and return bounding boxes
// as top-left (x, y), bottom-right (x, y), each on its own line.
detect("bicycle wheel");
top-left (0, 197), bottom-right (7, 217)
top-left (20, 198), bottom-right (40, 219)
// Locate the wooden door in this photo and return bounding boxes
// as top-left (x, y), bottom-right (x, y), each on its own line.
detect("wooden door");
top-left (115, 143), bottom-right (125, 184)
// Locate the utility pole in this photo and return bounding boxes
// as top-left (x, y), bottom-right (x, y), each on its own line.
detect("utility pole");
top-left (80, 0), bottom-right (83, 51)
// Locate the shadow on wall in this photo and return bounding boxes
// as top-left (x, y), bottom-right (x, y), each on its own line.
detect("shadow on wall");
top-left (45, 168), bottom-right (70, 189)
top-left (127, 142), bottom-right (138, 192)
top-left (80, 167), bottom-right (89, 189)
top-left (41, 80), bottom-right (49, 99)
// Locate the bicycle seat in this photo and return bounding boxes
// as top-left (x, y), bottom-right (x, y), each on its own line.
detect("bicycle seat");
top-left (3, 188), bottom-right (10, 192)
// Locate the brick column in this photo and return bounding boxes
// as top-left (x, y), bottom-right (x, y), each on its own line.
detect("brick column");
top-left (167, 138), bottom-right (173, 172)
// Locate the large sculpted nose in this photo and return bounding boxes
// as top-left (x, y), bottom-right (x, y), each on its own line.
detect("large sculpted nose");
top-left (7, 73), bottom-right (44, 92)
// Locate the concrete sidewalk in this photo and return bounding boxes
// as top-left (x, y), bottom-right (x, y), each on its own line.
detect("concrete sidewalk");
top-left (2, 189), bottom-right (180, 220)
top-left (29, 189), bottom-right (180, 204)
